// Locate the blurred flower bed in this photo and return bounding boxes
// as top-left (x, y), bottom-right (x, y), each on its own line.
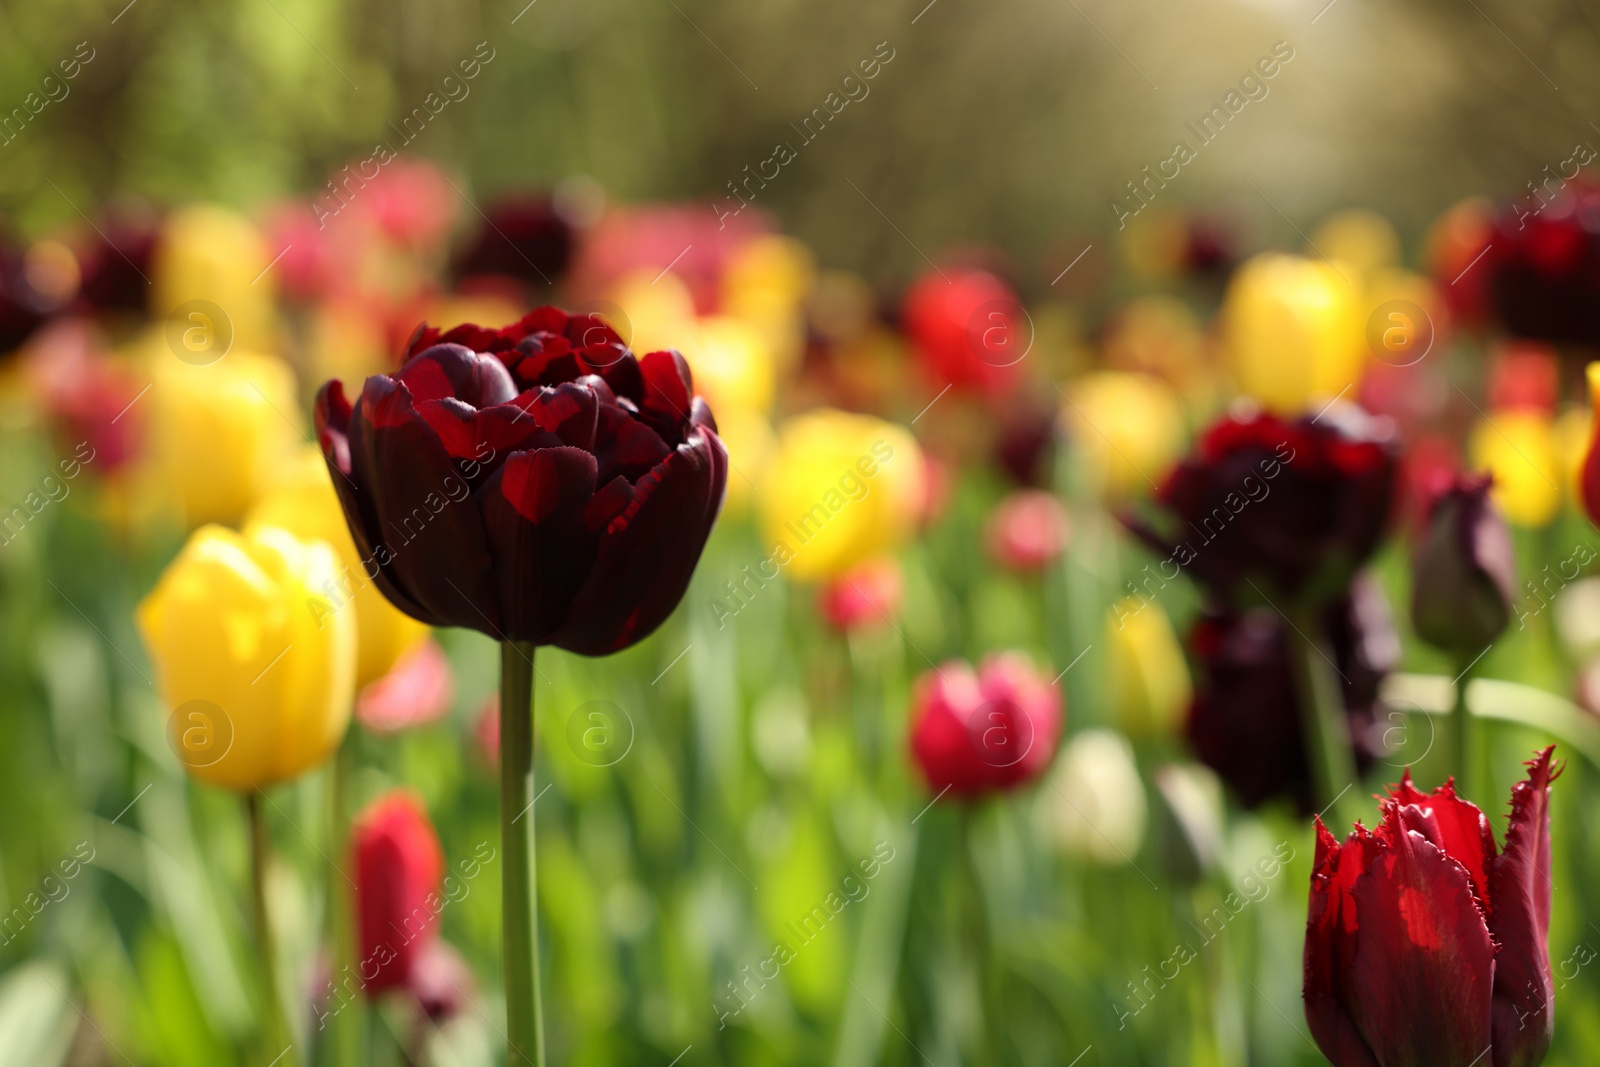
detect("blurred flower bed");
top-left (1, 163), bottom-right (1600, 1067)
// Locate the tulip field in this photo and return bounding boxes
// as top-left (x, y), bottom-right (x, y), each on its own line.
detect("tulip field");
top-left (8, 4), bottom-right (1600, 1067)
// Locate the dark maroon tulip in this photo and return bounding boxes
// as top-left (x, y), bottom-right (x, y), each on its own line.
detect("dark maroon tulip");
top-left (1485, 178), bottom-right (1600, 348)
top-left (1187, 579), bottom-right (1397, 812)
top-left (315, 308), bottom-right (727, 654)
top-left (1305, 748), bottom-right (1560, 1067)
top-left (75, 217), bottom-right (158, 316)
top-left (1126, 404), bottom-right (1400, 608)
top-left (452, 195), bottom-right (573, 291)
top-left (1411, 473), bottom-right (1515, 658)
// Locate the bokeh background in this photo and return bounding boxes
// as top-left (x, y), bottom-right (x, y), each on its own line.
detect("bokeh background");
top-left (3, 1), bottom-right (1600, 1065)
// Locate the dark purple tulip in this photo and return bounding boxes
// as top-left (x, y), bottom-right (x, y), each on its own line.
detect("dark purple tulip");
top-left (1411, 473), bottom-right (1515, 658)
top-left (76, 217), bottom-right (158, 316)
top-left (452, 195), bottom-right (574, 291)
top-left (1126, 404), bottom-right (1400, 608)
top-left (1186, 579), bottom-right (1398, 812)
top-left (1485, 178), bottom-right (1600, 348)
top-left (314, 308), bottom-right (727, 655)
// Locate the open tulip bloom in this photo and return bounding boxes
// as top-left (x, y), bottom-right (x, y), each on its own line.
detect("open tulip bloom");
top-left (315, 309), bottom-right (727, 1062)
top-left (1304, 748), bottom-right (1560, 1067)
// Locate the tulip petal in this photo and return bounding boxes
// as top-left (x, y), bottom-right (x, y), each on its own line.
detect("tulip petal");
top-left (1346, 804), bottom-right (1496, 1067)
top-left (398, 343), bottom-right (518, 407)
top-left (1488, 747), bottom-right (1560, 1067)
top-left (316, 381), bottom-right (440, 626)
top-left (1391, 772), bottom-right (1495, 907)
top-left (478, 446), bottom-right (600, 642)
top-left (549, 426), bottom-right (726, 655)
top-left (351, 376), bottom-right (503, 634)
top-left (1304, 819), bottom-right (1382, 1067)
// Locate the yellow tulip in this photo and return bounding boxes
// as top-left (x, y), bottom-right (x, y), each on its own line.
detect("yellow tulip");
top-left (153, 204), bottom-right (277, 353)
top-left (1469, 410), bottom-right (1562, 527)
top-left (1309, 209), bottom-right (1400, 278)
top-left (1063, 371), bottom-right (1186, 498)
top-left (607, 269), bottom-right (698, 356)
top-left (137, 525), bottom-right (356, 790)
top-left (712, 407), bottom-right (775, 517)
top-left (722, 235), bottom-right (814, 371)
top-left (1106, 597), bottom-right (1192, 739)
top-left (245, 448), bottom-right (429, 688)
top-left (1224, 253), bottom-right (1364, 414)
top-left (1555, 403), bottom-right (1590, 511)
top-left (759, 409), bottom-right (925, 581)
top-left (147, 348), bottom-right (301, 526)
top-left (686, 315), bottom-right (775, 416)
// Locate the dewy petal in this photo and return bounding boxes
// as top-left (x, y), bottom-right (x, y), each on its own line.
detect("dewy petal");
top-left (1488, 746), bottom-right (1560, 1067)
top-left (1346, 803), bottom-right (1496, 1067)
top-left (351, 376), bottom-right (503, 635)
top-left (547, 424), bottom-right (726, 655)
top-left (478, 447), bottom-right (599, 642)
top-left (1304, 819), bottom-right (1382, 1067)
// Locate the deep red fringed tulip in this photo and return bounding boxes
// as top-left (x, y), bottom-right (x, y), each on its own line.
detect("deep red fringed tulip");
top-left (909, 653), bottom-right (1061, 798)
top-left (1305, 748), bottom-right (1561, 1067)
top-left (1187, 580), bottom-right (1396, 812)
top-left (902, 267), bottom-right (1025, 397)
top-left (1125, 404), bottom-right (1399, 607)
top-left (1411, 473), bottom-right (1515, 658)
top-left (352, 792), bottom-right (445, 997)
top-left (315, 308), bottom-right (728, 655)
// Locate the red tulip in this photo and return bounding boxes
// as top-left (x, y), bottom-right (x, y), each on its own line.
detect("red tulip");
top-left (352, 792), bottom-right (445, 997)
top-left (909, 653), bottom-right (1061, 798)
top-left (985, 489), bottom-right (1070, 572)
top-left (817, 557), bottom-right (902, 633)
top-left (355, 637), bottom-right (456, 734)
top-left (901, 267), bottom-right (1025, 397)
top-left (1304, 748), bottom-right (1561, 1067)
top-left (315, 308), bottom-right (727, 654)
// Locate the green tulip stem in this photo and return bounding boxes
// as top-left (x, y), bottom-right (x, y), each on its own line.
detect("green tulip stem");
top-left (1452, 656), bottom-right (1478, 801)
top-left (501, 640), bottom-right (547, 1067)
top-left (1286, 607), bottom-right (1360, 829)
top-left (247, 792), bottom-right (296, 1067)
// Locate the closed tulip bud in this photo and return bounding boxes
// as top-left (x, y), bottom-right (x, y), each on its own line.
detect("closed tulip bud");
top-left (1062, 371), bottom-right (1185, 499)
top-left (136, 526), bottom-right (356, 790)
top-left (816, 556), bottom-right (902, 633)
top-left (152, 203), bottom-right (277, 352)
top-left (985, 489), bottom-right (1070, 572)
top-left (1411, 474), bottom-right (1516, 657)
top-left (909, 653), bottom-right (1062, 798)
top-left (408, 939), bottom-right (476, 1022)
top-left (1105, 597), bottom-right (1191, 740)
top-left (759, 409), bottom-right (925, 581)
top-left (1581, 363), bottom-right (1600, 530)
top-left (1224, 253), bottom-right (1364, 414)
top-left (1469, 409), bottom-right (1562, 528)
top-left (150, 349), bottom-right (302, 526)
top-left (1038, 729), bottom-right (1146, 865)
top-left (246, 448), bottom-right (430, 687)
top-left (352, 792), bottom-right (445, 997)
top-left (1305, 749), bottom-right (1561, 1067)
